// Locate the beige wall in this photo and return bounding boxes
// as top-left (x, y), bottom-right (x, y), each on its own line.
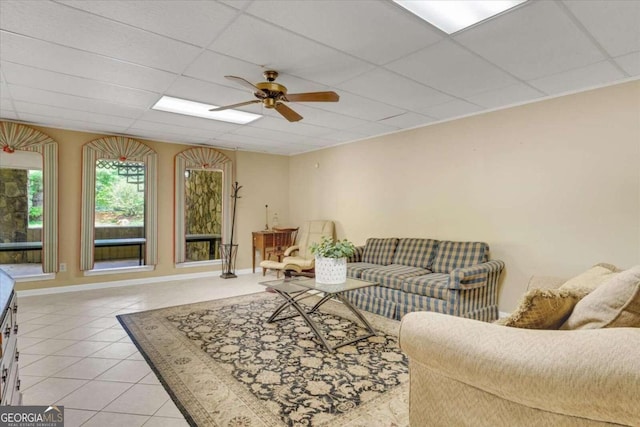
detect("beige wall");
top-left (289, 81), bottom-right (640, 311)
top-left (14, 126), bottom-right (290, 291)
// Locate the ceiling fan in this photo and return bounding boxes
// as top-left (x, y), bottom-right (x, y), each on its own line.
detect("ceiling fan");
top-left (209, 70), bottom-right (339, 122)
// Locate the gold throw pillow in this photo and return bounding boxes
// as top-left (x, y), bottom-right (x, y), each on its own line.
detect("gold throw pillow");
top-left (497, 288), bottom-right (587, 329)
top-left (561, 265), bottom-right (640, 330)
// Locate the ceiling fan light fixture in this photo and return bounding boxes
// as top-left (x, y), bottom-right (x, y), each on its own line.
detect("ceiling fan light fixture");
top-left (152, 96), bottom-right (261, 125)
top-left (393, 0), bottom-right (527, 34)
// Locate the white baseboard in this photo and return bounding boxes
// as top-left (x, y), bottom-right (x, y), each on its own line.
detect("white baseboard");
top-left (499, 311), bottom-right (510, 319)
top-left (17, 268), bottom-right (255, 297)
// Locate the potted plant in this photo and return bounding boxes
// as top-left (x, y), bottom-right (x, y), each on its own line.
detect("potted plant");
top-left (309, 236), bottom-right (356, 284)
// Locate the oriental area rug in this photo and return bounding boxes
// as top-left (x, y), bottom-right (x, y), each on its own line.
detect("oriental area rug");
top-left (117, 292), bottom-right (409, 427)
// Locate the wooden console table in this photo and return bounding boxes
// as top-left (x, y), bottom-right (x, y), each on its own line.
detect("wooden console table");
top-left (252, 230), bottom-right (292, 273)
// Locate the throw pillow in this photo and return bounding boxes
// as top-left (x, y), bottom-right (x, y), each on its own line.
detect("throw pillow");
top-left (561, 265), bottom-right (640, 330)
top-left (559, 263), bottom-right (620, 294)
top-left (497, 288), bottom-right (587, 329)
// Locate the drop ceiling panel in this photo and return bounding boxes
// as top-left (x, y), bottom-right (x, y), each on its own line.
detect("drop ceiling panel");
top-left (18, 114), bottom-right (131, 135)
top-left (8, 85), bottom-right (147, 119)
top-left (346, 121), bottom-right (400, 138)
top-left (230, 126), bottom-right (309, 145)
top-left (615, 52), bottom-right (640, 76)
top-left (529, 61), bottom-right (625, 95)
top-left (130, 119), bottom-right (229, 140)
top-left (279, 104), bottom-right (370, 130)
top-left (0, 98), bottom-right (15, 114)
top-left (165, 76), bottom-right (254, 107)
top-left (455, 1), bottom-right (606, 80)
top-left (126, 129), bottom-right (209, 145)
top-left (312, 91), bottom-right (404, 122)
top-left (322, 130), bottom-right (370, 143)
top-left (386, 40), bottom-right (517, 98)
top-left (207, 15), bottom-right (374, 86)
top-left (0, 31), bottom-right (176, 93)
top-left (246, 0), bottom-right (442, 65)
top-left (337, 68), bottom-right (454, 111)
top-left (466, 83), bottom-right (544, 109)
top-left (564, 0), bottom-right (640, 57)
top-left (376, 112), bottom-right (434, 129)
top-left (1, 63), bottom-right (159, 108)
top-left (14, 101), bottom-right (136, 128)
top-left (248, 116), bottom-right (331, 138)
top-left (134, 110), bottom-right (241, 133)
top-left (58, 0), bottom-right (239, 47)
top-left (0, 0), bottom-right (201, 73)
top-left (418, 100), bottom-right (483, 121)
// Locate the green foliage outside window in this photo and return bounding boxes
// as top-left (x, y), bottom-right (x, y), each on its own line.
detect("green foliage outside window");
top-left (95, 164), bottom-right (145, 226)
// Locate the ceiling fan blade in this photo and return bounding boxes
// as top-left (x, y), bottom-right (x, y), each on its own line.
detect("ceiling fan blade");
top-left (209, 99), bottom-right (260, 112)
top-left (274, 102), bottom-right (303, 122)
top-left (285, 91), bottom-right (339, 102)
top-left (224, 75), bottom-right (267, 97)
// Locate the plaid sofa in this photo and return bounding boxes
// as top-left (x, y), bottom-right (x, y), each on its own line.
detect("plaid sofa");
top-left (346, 238), bottom-right (504, 321)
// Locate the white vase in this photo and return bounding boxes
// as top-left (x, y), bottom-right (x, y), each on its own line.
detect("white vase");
top-left (315, 256), bottom-right (347, 284)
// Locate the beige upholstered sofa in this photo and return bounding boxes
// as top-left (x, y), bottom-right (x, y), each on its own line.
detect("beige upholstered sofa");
top-left (399, 269), bottom-right (640, 426)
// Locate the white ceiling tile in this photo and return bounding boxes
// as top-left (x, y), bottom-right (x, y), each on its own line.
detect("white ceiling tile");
top-left (16, 114), bottom-right (130, 135)
top-left (376, 112), bottom-right (435, 129)
top-left (418, 100), bottom-right (483, 121)
top-left (455, 1), bottom-right (605, 80)
top-left (58, 0), bottom-right (238, 47)
top-left (321, 130), bottom-right (368, 143)
top-left (246, 0), bottom-right (442, 65)
top-left (274, 104), bottom-right (369, 130)
top-left (230, 126), bottom-right (305, 144)
top-left (313, 92), bottom-right (404, 122)
top-left (386, 40), bottom-right (517, 98)
top-left (220, 132), bottom-right (289, 148)
top-left (130, 120), bottom-right (228, 139)
top-left (346, 121), bottom-right (400, 138)
top-left (184, 51), bottom-right (265, 86)
top-left (466, 83), bottom-right (544, 109)
top-left (247, 116), bottom-right (331, 138)
top-left (615, 52), bottom-right (640, 76)
top-left (207, 15), bottom-right (374, 86)
top-left (126, 127), bottom-right (210, 145)
top-left (9, 85), bottom-right (146, 119)
top-left (1, 63), bottom-right (159, 108)
top-left (337, 68), bottom-right (454, 111)
top-left (219, 1), bottom-right (251, 10)
top-left (1, 97), bottom-right (16, 113)
top-left (13, 101), bottom-right (136, 128)
top-left (564, 0), bottom-right (640, 57)
top-left (0, 0), bottom-right (201, 73)
top-left (0, 110), bottom-right (19, 121)
top-left (529, 61), bottom-right (625, 95)
top-left (0, 32), bottom-right (176, 92)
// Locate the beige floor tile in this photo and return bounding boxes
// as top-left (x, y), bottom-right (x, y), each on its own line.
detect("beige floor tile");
top-left (17, 336), bottom-right (46, 348)
top-left (19, 353), bottom-right (46, 368)
top-left (85, 317), bottom-right (120, 328)
top-left (138, 372), bottom-right (161, 385)
top-left (96, 360), bottom-right (152, 383)
top-left (20, 355), bottom-right (83, 377)
top-left (22, 377), bottom-right (88, 405)
top-left (57, 380), bottom-right (133, 411)
top-left (51, 315), bottom-right (100, 327)
top-left (56, 327), bottom-right (107, 341)
top-left (63, 409), bottom-right (97, 427)
top-left (21, 339), bottom-right (79, 355)
top-left (21, 324), bottom-right (80, 339)
top-left (153, 400), bottom-right (183, 418)
top-left (126, 351), bottom-right (146, 361)
top-left (53, 341), bottom-right (111, 357)
top-left (24, 314), bottom-right (74, 325)
top-left (103, 384), bottom-right (170, 415)
top-left (18, 375), bottom-right (46, 391)
top-left (17, 322), bottom-right (49, 336)
top-left (86, 328), bottom-right (128, 342)
top-left (143, 416), bottom-right (189, 427)
top-left (89, 342), bottom-right (138, 359)
top-left (53, 357), bottom-right (120, 379)
top-left (82, 411), bottom-right (149, 427)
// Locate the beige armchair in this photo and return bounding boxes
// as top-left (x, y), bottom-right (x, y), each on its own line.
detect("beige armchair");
top-left (260, 220), bottom-right (334, 276)
top-left (399, 275), bottom-right (640, 426)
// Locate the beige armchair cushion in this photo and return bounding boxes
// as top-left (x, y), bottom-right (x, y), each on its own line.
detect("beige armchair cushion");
top-left (496, 288), bottom-right (586, 329)
top-left (562, 265), bottom-right (640, 330)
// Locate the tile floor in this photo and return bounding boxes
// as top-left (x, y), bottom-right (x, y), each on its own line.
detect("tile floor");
top-left (17, 272), bottom-right (269, 427)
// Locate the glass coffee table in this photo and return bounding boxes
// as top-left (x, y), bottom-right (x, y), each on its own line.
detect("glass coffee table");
top-left (259, 276), bottom-right (378, 352)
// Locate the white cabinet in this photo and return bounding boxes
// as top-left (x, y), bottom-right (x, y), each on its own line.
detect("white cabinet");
top-left (0, 269), bottom-right (21, 406)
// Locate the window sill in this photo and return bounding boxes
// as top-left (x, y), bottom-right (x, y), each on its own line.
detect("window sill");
top-left (175, 260), bottom-right (222, 269)
top-left (84, 265), bottom-right (155, 276)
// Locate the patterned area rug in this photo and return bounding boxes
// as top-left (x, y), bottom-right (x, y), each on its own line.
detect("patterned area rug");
top-left (117, 292), bottom-right (409, 427)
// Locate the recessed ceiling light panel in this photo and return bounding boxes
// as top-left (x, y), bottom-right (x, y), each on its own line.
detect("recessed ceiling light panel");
top-left (393, 0), bottom-right (527, 34)
top-left (151, 96), bottom-right (261, 125)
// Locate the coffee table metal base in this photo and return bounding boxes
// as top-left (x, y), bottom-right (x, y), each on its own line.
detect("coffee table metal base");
top-left (267, 287), bottom-right (376, 352)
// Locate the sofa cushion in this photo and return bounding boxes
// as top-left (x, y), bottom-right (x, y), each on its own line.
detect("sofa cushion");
top-left (392, 238), bottom-right (439, 269)
top-left (346, 291), bottom-right (397, 319)
top-left (402, 273), bottom-right (451, 300)
top-left (361, 264), bottom-right (430, 291)
top-left (347, 262), bottom-right (380, 279)
top-left (431, 241), bottom-right (489, 274)
top-left (559, 263), bottom-right (620, 294)
top-left (362, 238), bottom-right (399, 266)
top-left (496, 288), bottom-right (586, 329)
top-left (561, 265), bottom-right (640, 330)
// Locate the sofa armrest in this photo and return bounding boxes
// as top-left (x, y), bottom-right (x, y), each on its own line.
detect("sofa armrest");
top-left (399, 312), bottom-right (640, 426)
top-left (284, 245), bottom-right (300, 257)
top-left (347, 245), bottom-right (364, 263)
top-left (449, 259), bottom-right (504, 289)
